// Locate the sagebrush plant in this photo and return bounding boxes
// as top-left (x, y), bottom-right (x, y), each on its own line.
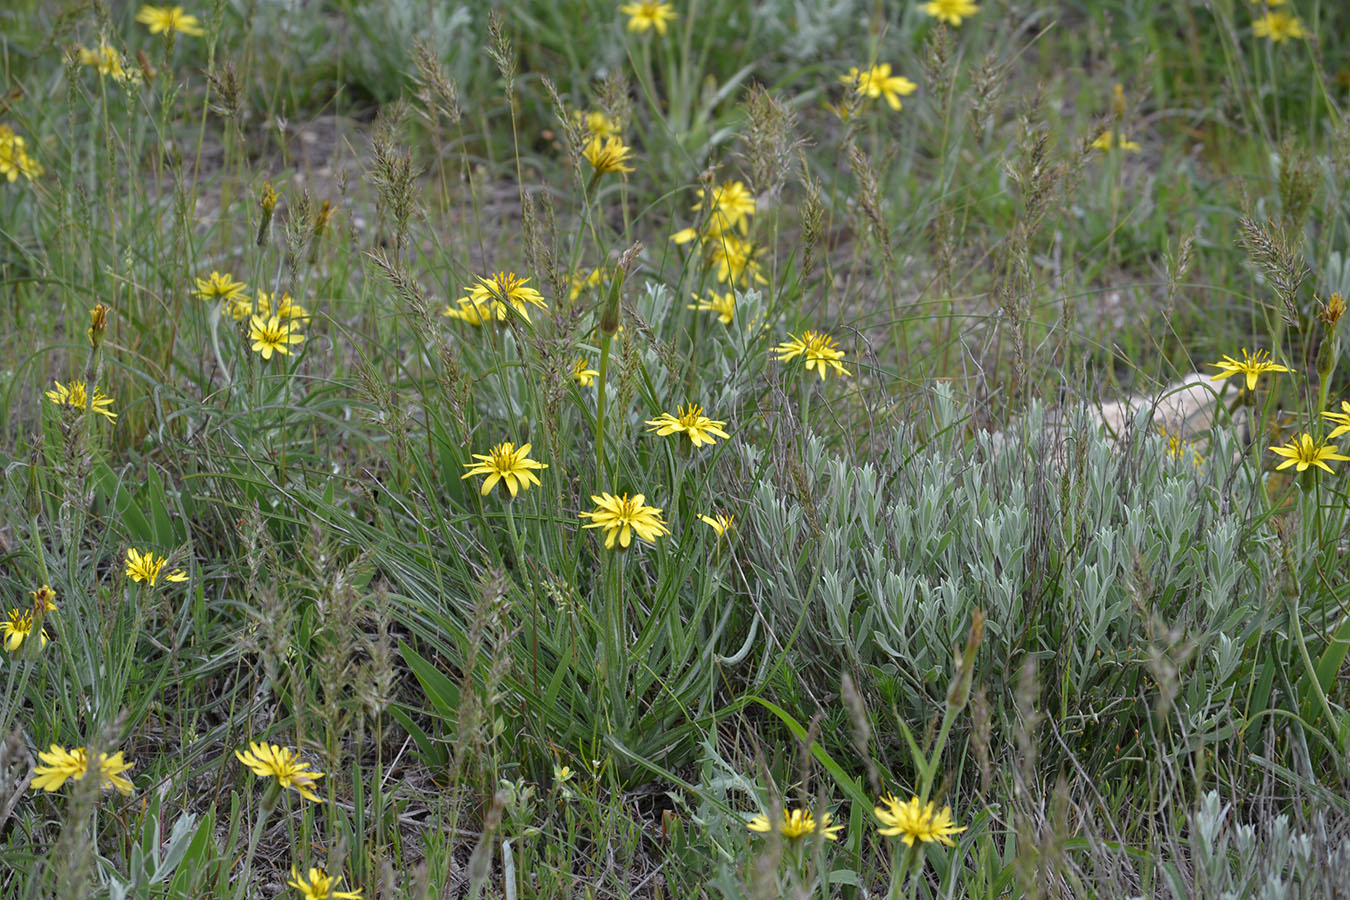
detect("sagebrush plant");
top-left (2, 0), bottom-right (1350, 897)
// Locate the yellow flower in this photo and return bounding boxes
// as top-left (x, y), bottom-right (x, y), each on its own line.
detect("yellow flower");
top-left (874, 795), bottom-right (966, 846)
top-left (1253, 12), bottom-right (1304, 42)
top-left (554, 764), bottom-right (574, 783)
top-left (249, 314), bottom-right (305, 360)
top-left (288, 866), bottom-right (363, 900)
top-left (31, 745), bottom-right (135, 795)
top-left (707, 234), bottom-right (765, 286)
top-left (573, 110), bottom-right (620, 139)
top-left (255, 290), bottom-right (310, 321)
top-left (0, 125), bottom-right (42, 183)
top-left (194, 271), bottom-right (248, 303)
top-left (569, 265), bottom-right (611, 300)
top-left (1322, 401), bottom-right (1350, 440)
top-left (583, 135), bottom-right (636, 175)
top-left (1159, 427), bottom-right (1204, 468)
top-left (77, 43), bottom-right (137, 82)
top-left (1318, 292), bottom-right (1346, 329)
top-left (236, 741), bottom-right (324, 802)
top-left (1090, 130), bottom-right (1141, 152)
top-left (572, 358), bottom-right (600, 387)
top-left (3, 608), bottom-right (49, 652)
top-left (125, 548), bottom-right (188, 585)
top-left (619, 1), bottom-right (677, 35)
top-left (461, 442), bottom-right (548, 498)
top-left (698, 513), bottom-right (735, 537)
top-left (645, 404), bottom-right (730, 448)
top-left (747, 807), bottom-right (844, 840)
top-left (579, 492), bottom-right (670, 550)
top-left (45, 380), bottom-right (117, 421)
top-left (135, 5), bottom-right (204, 36)
top-left (922, 0), bottom-right (979, 26)
top-left (775, 330), bottom-right (851, 380)
top-left (695, 181), bottom-right (756, 233)
top-left (1207, 348), bottom-right (1291, 391)
top-left (687, 291), bottom-right (736, 325)
top-left (1269, 433), bottom-right (1349, 474)
top-left (841, 64), bottom-right (917, 111)
top-left (88, 303), bottom-right (110, 346)
top-left (448, 272), bottom-right (549, 324)
top-left (31, 585), bottom-right (58, 612)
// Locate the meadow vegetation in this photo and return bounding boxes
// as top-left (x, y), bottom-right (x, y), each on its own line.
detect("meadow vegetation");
top-left (2, 0), bottom-right (1350, 896)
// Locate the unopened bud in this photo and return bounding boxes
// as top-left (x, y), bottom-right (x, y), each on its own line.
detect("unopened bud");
top-left (257, 181), bottom-right (278, 247)
top-left (87, 303), bottom-right (110, 348)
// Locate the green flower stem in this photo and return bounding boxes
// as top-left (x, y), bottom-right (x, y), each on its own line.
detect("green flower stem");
top-left (234, 785), bottom-right (277, 899)
top-left (595, 333), bottom-right (615, 483)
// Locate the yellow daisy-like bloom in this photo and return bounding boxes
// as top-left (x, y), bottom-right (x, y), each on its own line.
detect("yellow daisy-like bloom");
top-left (194, 271), bottom-right (248, 303)
top-left (45, 380), bottom-right (117, 421)
top-left (1269, 433), bottom-right (1349, 474)
top-left (707, 234), bottom-right (766, 286)
top-left (31, 585), bottom-right (58, 612)
top-left (747, 808), bottom-right (844, 840)
top-left (579, 492), bottom-right (671, 550)
top-left (0, 125), bottom-right (42, 183)
top-left (696, 180), bottom-right (757, 234)
top-left (31, 745), bottom-right (135, 795)
top-left (688, 291), bottom-right (736, 325)
top-left (583, 135), bottom-right (636, 175)
top-left (255, 290), bottom-right (310, 321)
top-left (1253, 12), bottom-right (1303, 42)
top-left (288, 866), bottom-right (363, 900)
top-left (461, 442), bottom-right (548, 498)
top-left (619, 1), bottom-right (677, 35)
top-left (76, 43), bottom-right (137, 82)
top-left (775, 331), bottom-right (852, 380)
top-left (645, 404), bottom-right (730, 448)
top-left (249, 314), bottom-right (305, 360)
top-left (448, 272), bottom-right (550, 324)
top-left (1159, 427), bottom-right (1204, 468)
top-left (1090, 130), bottom-right (1141, 152)
top-left (572, 358), bottom-right (600, 387)
top-left (569, 265), bottom-right (611, 300)
top-left (1322, 401), bottom-right (1350, 440)
top-left (699, 513), bottom-right (735, 537)
top-left (874, 795), bottom-right (967, 846)
top-left (922, 0), bottom-right (979, 25)
top-left (573, 110), bottom-right (620, 139)
top-left (3, 608), bottom-right (49, 652)
top-left (235, 741), bottom-right (324, 802)
top-left (1208, 348), bottom-right (1291, 392)
top-left (135, 5), bottom-right (205, 36)
top-left (125, 548), bottom-right (188, 586)
top-left (841, 64), bottom-right (917, 111)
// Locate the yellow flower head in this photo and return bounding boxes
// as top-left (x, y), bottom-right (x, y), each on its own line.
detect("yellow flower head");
top-left (45, 380), bottom-right (117, 421)
top-left (31, 745), bottom-right (135, 795)
top-left (288, 866), bottom-right (363, 900)
top-left (573, 110), bottom-right (621, 139)
top-left (583, 135), bottom-right (636, 175)
top-left (695, 180), bottom-right (757, 234)
top-left (1269, 433), bottom-right (1349, 474)
top-left (449, 272), bottom-right (549, 324)
top-left (125, 548), bottom-right (188, 586)
top-left (0, 125), bottom-right (43, 183)
top-left (1159, 427), bottom-right (1204, 468)
top-left (922, 0), bottom-right (980, 26)
top-left (1090, 130), bottom-right (1141, 152)
top-left (249, 314), bottom-right (305, 360)
top-left (698, 513), bottom-right (736, 537)
top-left (645, 404), bottom-right (730, 448)
top-left (707, 234), bottom-right (766, 286)
top-left (569, 265), bottom-right (612, 300)
top-left (3, 608), bottom-right (49, 652)
top-left (1253, 11), bottom-right (1304, 42)
top-left (31, 585), bottom-right (58, 612)
top-left (194, 271), bottom-right (248, 303)
top-left (235, 741), bottom-right (324, 802)
top-left (579, 492), bottom-right (670, 550)
top-left (688, 291), bottom-right (736, 325)
top-left (1318, 292), bottom-right (1347, 329)
top-left (619, 1), bottom-right (677, 35)
top-left (572, 358), bottom-right (600, 387)
top-left (747, 807), bottom-right (844, 840)
top-left (841, 64), bottom-right (917, 111)
top-left (256, 290), bottom-right (310, 321)
top-left (461, 442), bottom-right (548, 498)
top-left (1322, 401), bottom-right (1350, 440)
top-left (775, 330), bottom-right (851, 380)
top-left (77, 42), bottom-right (137, 82)
top-left (135, 5), bottom-right (205, 36)
top-left (1207, 348), bottom-right (1291, 392)
top-left (874, 795), bottom-right (967, 846)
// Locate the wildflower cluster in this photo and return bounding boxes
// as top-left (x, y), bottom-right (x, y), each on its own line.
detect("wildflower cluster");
top-left (671, 179), bottom-right (765, 286)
